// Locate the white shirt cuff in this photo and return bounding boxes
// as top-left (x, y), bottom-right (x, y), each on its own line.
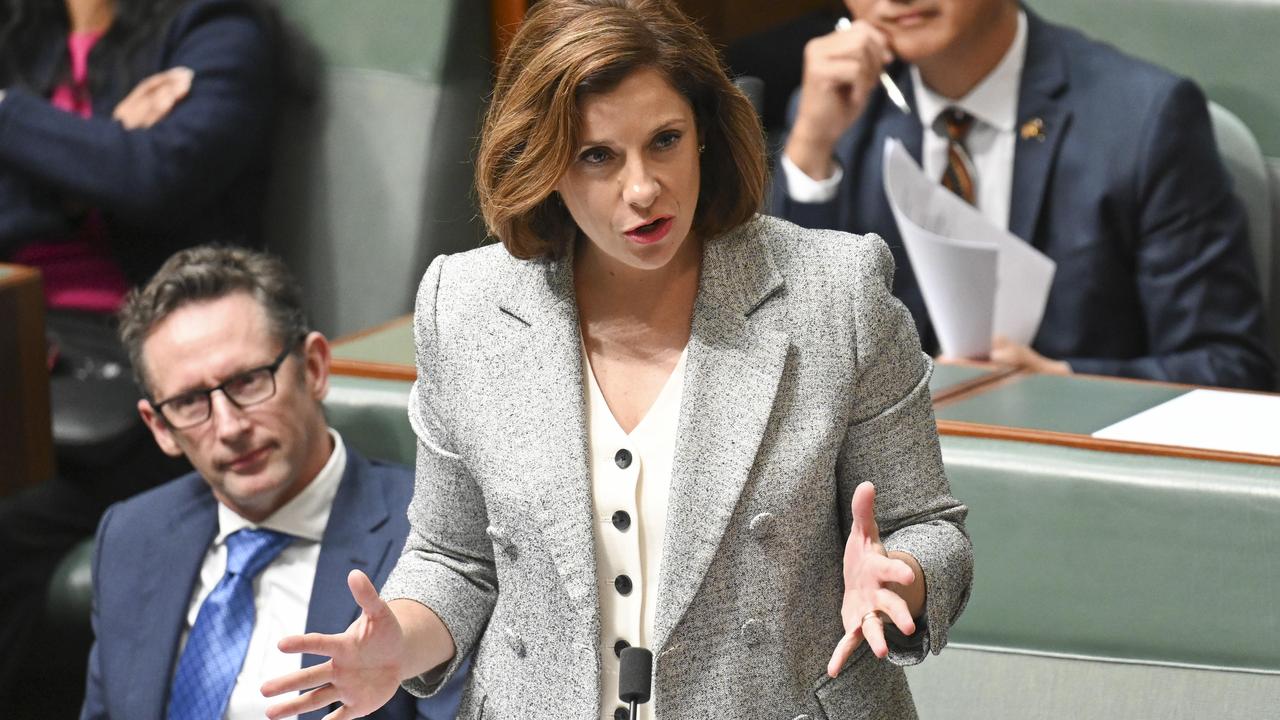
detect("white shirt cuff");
top-left (780, 152), bottom-right (843, 204)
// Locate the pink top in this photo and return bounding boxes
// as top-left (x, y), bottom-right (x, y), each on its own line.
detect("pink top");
top-left (11, 29), bottom-right (130, 312)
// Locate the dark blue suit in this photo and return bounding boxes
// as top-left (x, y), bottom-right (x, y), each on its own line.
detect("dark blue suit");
top-left (80, 447), bottom-right (464, 720)
top-left (773, 10), bottom-right (1274, 390)
top-left (0, 0), bottom-right (277, 284)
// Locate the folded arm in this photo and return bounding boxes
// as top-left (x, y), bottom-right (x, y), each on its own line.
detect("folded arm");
top-left (0, 3), bottom-right (275, 228)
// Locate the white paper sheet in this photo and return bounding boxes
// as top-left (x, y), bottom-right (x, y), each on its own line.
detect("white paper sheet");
top-left (881, 139), bottom-right (1056, 358)
top-left (1092, 389), bottom-right (1280, 456)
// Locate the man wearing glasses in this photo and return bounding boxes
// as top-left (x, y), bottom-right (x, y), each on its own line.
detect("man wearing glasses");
top-left (80, 245), bottom-right (463, 720)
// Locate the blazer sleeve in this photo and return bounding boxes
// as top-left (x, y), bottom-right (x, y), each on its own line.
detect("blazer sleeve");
top-left (1062, 79), bottom-right (1274, 389)
top-left (79, 505), bottom-right (115, 720)
top-left (0, 169), bottom-right (71, 252)
top-left (380, 255), bottom-right (497, 698)
top-left (837, 235), bottom-right (973, 665)
top-left (0, 0), bottom-right (275, 229)
top-left (768, 89), bottom-right (846, 230)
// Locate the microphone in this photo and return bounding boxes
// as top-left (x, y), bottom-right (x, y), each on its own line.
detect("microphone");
top-left (618, 646), bottom-right (653, 719)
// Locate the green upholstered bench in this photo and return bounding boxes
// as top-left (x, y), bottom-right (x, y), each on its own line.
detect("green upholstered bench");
top-left (907, 435), bottom-right (1280, 718)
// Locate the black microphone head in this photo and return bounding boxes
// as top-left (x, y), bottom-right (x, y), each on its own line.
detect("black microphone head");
top-left (618, 646), bottom-right (653, 704)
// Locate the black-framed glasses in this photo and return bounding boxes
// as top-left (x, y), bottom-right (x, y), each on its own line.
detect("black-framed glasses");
top-left (149, 341), bottom-right (298, 429)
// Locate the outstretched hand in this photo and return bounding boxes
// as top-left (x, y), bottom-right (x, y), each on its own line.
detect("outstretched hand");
top-left (262, 570), bottom-right (406, 720)
top-left (828, 482), bottom-right (918, 677)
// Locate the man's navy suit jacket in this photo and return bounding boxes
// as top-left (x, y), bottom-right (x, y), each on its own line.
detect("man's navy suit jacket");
top-left (80, 447), bottom-right (465, 720)
top-left (773, 10), bottom-right (1275, 390)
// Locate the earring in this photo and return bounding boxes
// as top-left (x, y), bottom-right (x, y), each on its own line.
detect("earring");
top-left (698, 144), bottom-right (706, 154)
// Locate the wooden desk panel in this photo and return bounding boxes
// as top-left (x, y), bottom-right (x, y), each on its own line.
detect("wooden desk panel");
top-left (0, 265), bottom-right (54, 493)
top-left (331, 314), bottom-right (415, 381)
top-left (936, 373), bottom-right (1280, 467)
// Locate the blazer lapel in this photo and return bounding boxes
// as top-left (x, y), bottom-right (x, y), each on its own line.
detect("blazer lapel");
top-left (652, 227), bottom-right (789, 654)
top-left (127, 486), bottom-right (217, 719)
top-left (495, 253), bottom-right (600, 632)
top-left (1009, 12), bottom-right (1072, 246)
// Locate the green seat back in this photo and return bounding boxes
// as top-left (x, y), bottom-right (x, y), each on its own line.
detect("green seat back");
top-left (265, 1), bottom-right (491, 337)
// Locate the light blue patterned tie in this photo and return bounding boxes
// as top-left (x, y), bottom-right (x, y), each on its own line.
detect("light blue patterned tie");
top-left (167, 527), bottom-right (294, 720)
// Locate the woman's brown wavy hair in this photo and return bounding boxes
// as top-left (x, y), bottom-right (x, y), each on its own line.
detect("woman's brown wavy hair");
top-left (475, 0), bottom-right (766, 259)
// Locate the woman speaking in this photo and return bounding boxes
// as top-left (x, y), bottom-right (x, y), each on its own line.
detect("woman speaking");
top-left (265, 1), bottom-right (972, 717)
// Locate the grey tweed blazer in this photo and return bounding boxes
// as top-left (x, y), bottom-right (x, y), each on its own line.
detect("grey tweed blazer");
top-left (381, 214), bottom-right (973, 719)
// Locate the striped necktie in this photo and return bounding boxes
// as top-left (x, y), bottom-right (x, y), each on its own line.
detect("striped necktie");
top-left (166, 527), bottom-right (294, 720)
top-left (940, 108), bottom-right (977, 205)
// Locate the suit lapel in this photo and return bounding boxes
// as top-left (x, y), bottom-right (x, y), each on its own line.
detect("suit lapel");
top-left (495, 253), bottom-right (600, 632)
top-left (303, 449), bottom-right (391, 651)
top-left (1009, 12), bottom-right (1072, 246)
top-left (841, 62), bottom-right (924, 235)
top-left (652, 227), bottom-right (789, 654)
top-left (301, 449), bottom-right (393, 720)
top-left (127, 485), bottom-right (217, 719)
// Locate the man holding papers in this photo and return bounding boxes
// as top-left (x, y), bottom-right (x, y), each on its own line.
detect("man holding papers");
top-left (773, 0), bottom-right (1274, 390)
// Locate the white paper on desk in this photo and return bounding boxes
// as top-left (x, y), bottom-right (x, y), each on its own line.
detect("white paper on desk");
top-left (882, 139), bottom-right (1056, 357)
top-left (1092, 389), bottom-right (1280, 456)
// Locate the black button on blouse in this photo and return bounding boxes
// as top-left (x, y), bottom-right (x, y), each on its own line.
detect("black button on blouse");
top-left (612, 510), bottom-right (631, 531)
top-left (614, 574), bottom-right (633, 596)
top-left (614, 448), bottom-right (632, 469)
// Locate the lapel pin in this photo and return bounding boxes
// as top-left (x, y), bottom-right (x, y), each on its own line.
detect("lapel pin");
top-left (1020, 117), bottom-right (1046, 142)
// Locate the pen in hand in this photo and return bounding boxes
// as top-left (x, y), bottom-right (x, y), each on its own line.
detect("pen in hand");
top-left (835, 17), bottom-right (911, 115)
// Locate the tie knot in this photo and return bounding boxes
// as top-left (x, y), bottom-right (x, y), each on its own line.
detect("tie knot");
top-left (224, 527), bottom-right (292, 578)
top-left (942, 108), bottom-right (974, 142)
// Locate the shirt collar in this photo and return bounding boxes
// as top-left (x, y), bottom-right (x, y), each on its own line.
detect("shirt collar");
top-left (215, 428), bottom-right (347, 544)
top-left (910, 9), bottom-right (1028, 134)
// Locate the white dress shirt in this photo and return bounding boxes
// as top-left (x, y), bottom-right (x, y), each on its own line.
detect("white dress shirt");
top-left (584, 346), bottom-right (688, 720)
top-left (782, 10), bottom-right (1029, 230)
top-left (177, 428), bottom-right (346, 720)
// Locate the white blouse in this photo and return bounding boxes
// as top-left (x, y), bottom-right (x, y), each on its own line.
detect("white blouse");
top-left (584, 345), bottom-right (688, 720)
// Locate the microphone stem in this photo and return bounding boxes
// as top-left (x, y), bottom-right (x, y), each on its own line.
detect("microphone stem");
top-left (629, 700), bottom-right (638, 719)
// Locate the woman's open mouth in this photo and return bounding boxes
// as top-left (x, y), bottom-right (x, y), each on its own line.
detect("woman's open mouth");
top-left (624, 216), bottom-right (673, 245)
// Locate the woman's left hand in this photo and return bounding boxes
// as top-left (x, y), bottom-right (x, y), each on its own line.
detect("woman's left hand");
top-left (828, 482), bottom-right (919, 676)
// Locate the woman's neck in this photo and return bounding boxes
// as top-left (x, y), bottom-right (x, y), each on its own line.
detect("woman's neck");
top-left (573, 235), bottom-right (702, 355)
top-left (65, 0), bottom-right (115, 33)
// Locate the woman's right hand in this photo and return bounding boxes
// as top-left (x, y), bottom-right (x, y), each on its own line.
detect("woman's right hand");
top-left (262, 570), bottom-right (408, 720)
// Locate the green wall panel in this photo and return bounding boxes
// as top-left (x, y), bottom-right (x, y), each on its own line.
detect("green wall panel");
top-left (277, 0), bottom-right (485, 81)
